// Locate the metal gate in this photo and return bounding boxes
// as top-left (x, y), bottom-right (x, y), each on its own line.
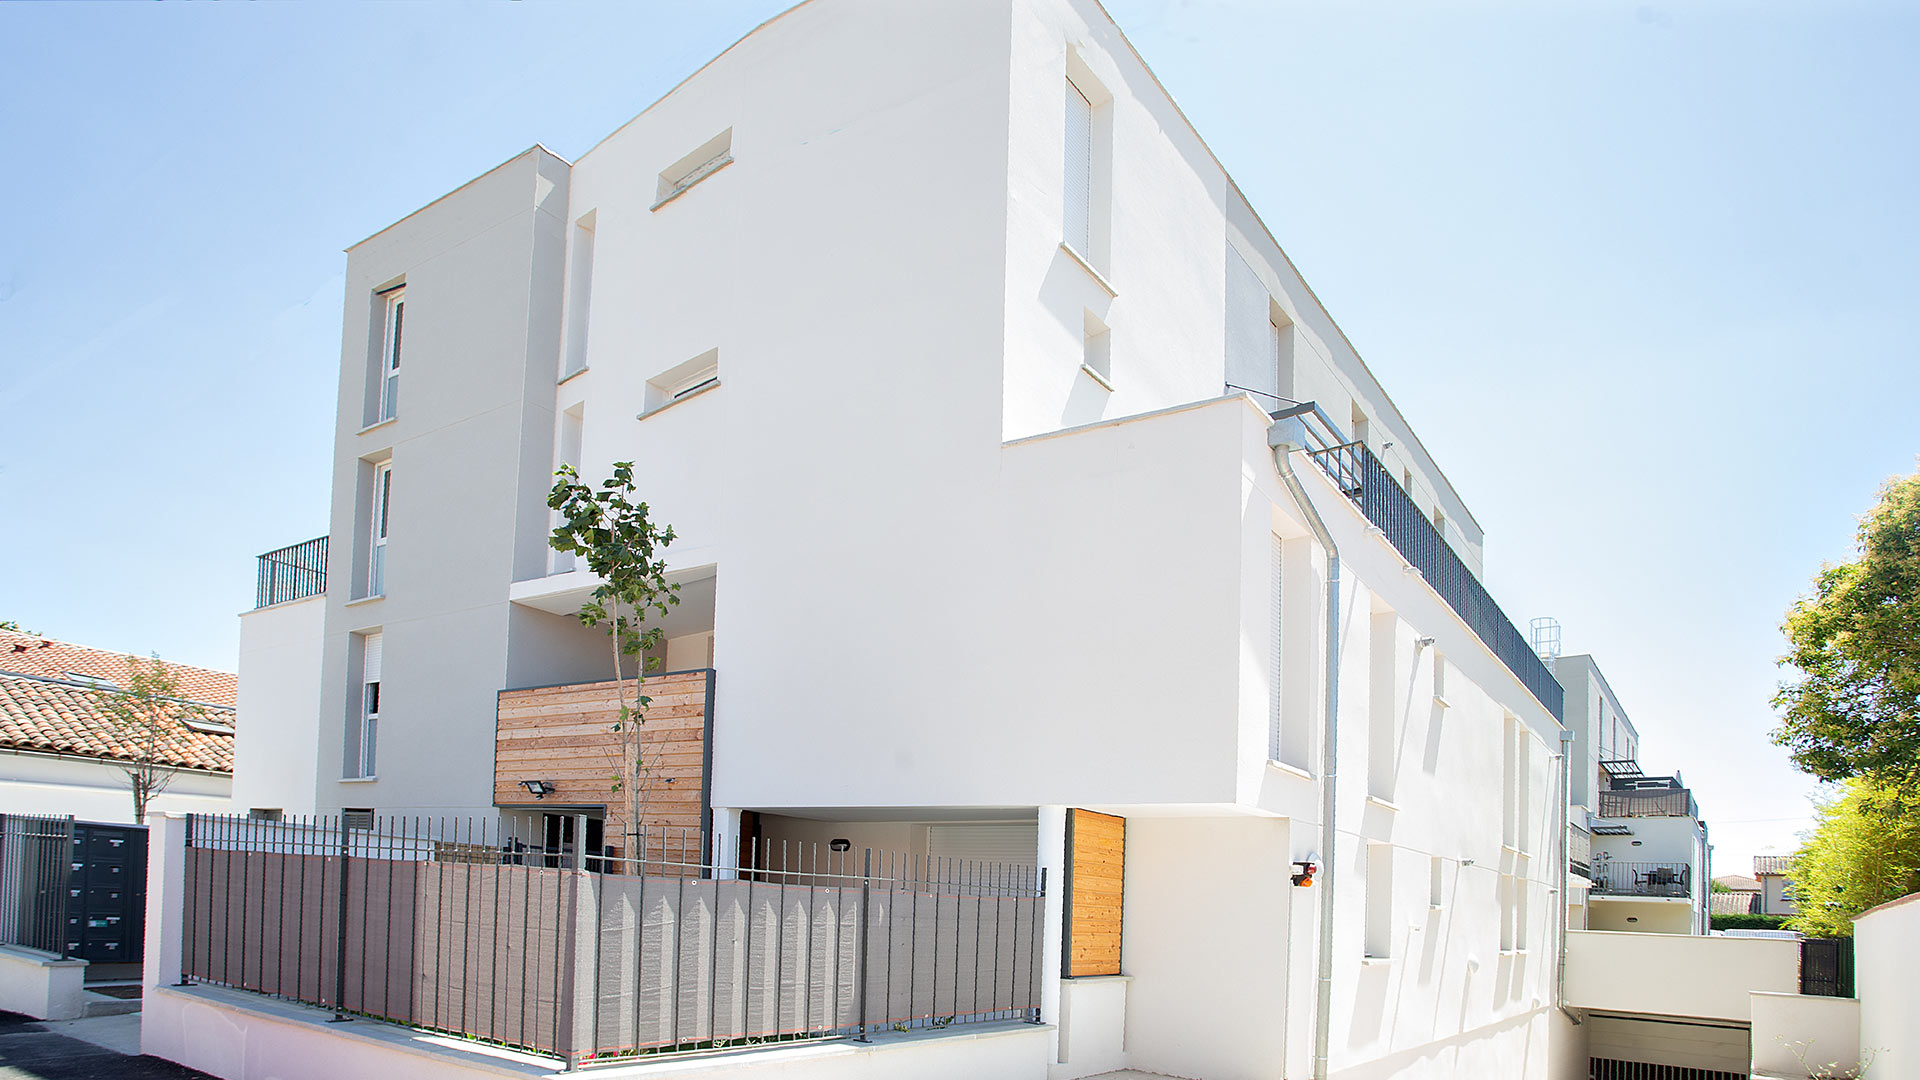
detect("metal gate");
top-left (64, 823), bottom-right (147, 964)
top-left (1799, 937), bottom-right (1854, 998)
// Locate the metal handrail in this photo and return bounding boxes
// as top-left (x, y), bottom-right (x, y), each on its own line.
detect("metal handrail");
top-left (1302, 440), bottom-right (1565, 722)
top-left (1587, 860), bottom-right (1692, 898)
top-left (254, 536), bottom-right (327, 609)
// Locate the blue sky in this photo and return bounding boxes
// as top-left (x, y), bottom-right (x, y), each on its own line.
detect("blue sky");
top-left (2, 1), bottom-right (1914, 872)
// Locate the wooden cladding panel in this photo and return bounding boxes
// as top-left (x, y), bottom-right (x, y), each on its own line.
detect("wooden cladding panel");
top-left (1064, 808), bottom-right (1124, 977)
top-left (494, 671), bottom-right (711, 853)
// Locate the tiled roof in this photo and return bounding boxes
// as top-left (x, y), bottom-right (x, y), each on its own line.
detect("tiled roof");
top-left (0, 629), bottom-right (235, 709)
top-left (1714, 874), bottom-right (1762, 892)
top-left (1710, 891), bottom-right (1761, 916)
top-left (0, 671), bottom-right (234, 774)
top-left (1754, 855), bottom-right (1793, 876)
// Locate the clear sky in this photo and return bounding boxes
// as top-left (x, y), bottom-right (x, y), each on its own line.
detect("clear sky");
top-left (2, 1), bottom-right (1914, 875)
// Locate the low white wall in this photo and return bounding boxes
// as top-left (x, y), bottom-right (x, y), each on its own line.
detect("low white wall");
top-left (1856, 894), bottom-right (1920, 1080)
top-left (231, 595), bottom-right (325, 816)
top-left (142, 985), bottom-right (1052, 1080)
top-left (0, 751), bottom-right (229, 823)
top-left (1750, 992), bottom-right (1860, 1079)
top-left (1564, 929), bottom-right (1798, 1021)
top-left (1053, 976), bottom-right (1127, 1079)
top-left (0, 944), bottom-right (87, 1020)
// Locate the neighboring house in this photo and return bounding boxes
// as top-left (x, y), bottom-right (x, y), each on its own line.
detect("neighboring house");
top-left (1554, 655), bottom-right (1709, 936)
top-left (1753, 854), bottom-right (1800, 916)
top-left (210, 2), bottom-right (1583, 1079)
top-left (0, 629), bottom-right (234, 823)
top-left (1709, 890), bottom-right (1761, 917)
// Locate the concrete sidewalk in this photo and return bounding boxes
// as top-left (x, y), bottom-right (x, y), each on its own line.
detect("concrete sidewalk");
top-left (0, 1011), bottom-right (212, 1079)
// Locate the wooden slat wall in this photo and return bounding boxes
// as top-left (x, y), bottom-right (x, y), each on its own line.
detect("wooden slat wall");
top-left (1064, 809), bottom-right (1124, 977)
top-left (494, 671), bottom-right (711, 856)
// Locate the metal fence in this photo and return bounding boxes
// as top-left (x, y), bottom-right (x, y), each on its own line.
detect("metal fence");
top-left (1588, 861), bottom-right (1691, 898)
top-left (254, 536), bottom-right (327, 609)
top-left (1305, 441), bottom-right (1565, 722)
top-left (1799, 937), bottom-right (1854, 998)
top-left (179, 814), bottom-right (1044, 1068)
top-left (1597, 788), bottom-right (1699, 820)
top-left (0, 814), bottom-right (75, 956)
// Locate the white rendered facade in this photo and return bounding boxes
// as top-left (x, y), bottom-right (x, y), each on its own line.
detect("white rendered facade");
top-left (240, 2), bottom-right (1582, 1077)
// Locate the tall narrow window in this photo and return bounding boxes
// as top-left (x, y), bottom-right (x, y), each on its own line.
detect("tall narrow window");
top-left (377, 288), bottom-right (404, 422)
top-left (358, 632), bottom-right (382, 778)
top-left (369, 462), bottom-right (392, 596)
top-left (563, 215), bottom-right (595, 378)
top-left (1082, 310), bottom-right (1112, 388)
top-left (1269, 534), bottom-right (1286, 763)
top-left (1365, 843), bottom-right (1393, 959)
top-left (1226, 246), bottom-right (1286, 405)
top-left (551, 408), bottom-right (583, 574)
top-left (1429, 855), bottom-right (1446, 908)
top-left (1516, 731), bottom-right (1533, 853)
top-left (1368, 611), bottom-right (1398, 801)
top-left (1500, 873), bottom-right (1519, 951)
top-left (1064, 79), bottom-right (1094, 257)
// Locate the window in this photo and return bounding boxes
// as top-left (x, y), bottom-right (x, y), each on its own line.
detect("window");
top-left (562, 214), bottom-right (596, 378)
top-left (1225, 245), bottom-right (1293, 406)
top-left (369, 461), bottom-right (392, 596)
top-left (352, 632), bottom-right (382, 779)
top-left (1365, 843), bottom-right (1393, 959)
top-left (1064, 80), bottom-right (1094, 256)
top-left (642, 350), bottom-right (719, 415)
top-left (1368, 611), bottom-right (1398, 801)
top-left (1429, 856), bottom-right (1445, 908)
top-left (1082, 310), bottom-right (1112, 388)
top-left (377, 288), bottom-right (404, 422)
top-left (1499, 873), bottom-right (1519, 951)
top-left (551, 407), bottom-right (583, 574)
top-left (654, 129), bottom-right (733, 209)
top-left (1268, 534), bottom-right (1285, 762)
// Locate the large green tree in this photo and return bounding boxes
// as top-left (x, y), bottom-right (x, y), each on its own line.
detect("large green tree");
top-left (1786, 778), bottom-right (1920, 938)
top-left (1773, 467), bottom-right (1920, 790)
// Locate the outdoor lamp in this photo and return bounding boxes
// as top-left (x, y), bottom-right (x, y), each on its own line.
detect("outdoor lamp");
top-left (519, 779), bottom-right (553, 799)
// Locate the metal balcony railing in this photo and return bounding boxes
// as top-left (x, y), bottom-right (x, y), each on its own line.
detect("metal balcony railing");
top-left (1588, 861), bottom-right (1692, 898)
top-left (1597, 788), bottom-right (1699, 820)
top-left (254, 536), bottom-right (327, 609)
top-left (1301, 439), bottom-right (1564, 722)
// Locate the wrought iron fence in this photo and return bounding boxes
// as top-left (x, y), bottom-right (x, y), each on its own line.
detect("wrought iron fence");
top-left (1587, 861), bottom-right (1692, 898)
top-left (1304, 440), bottom-right (1564, 721)
top-left (254, 536), bottom-right (327, 609)
top-left (1800, 937), bottom-right (1854, 998)
top-left (0, 814), bottom-right (75, 956)
top-left (179, 813), bottom-right (1044, 1068)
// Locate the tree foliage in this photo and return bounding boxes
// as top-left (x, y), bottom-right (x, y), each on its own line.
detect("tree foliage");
top-left (94, 655), bottom-right (207, 821)
top-left (547, 462), bottom-right (680, 850)
top-left (1773, 467), bottom-right (1920, 789)
top-left (1785, 778), bottom-right (1920, 938)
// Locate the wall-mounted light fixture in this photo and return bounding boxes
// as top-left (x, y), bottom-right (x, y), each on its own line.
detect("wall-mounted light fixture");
top-left (519, 779), bottom-right (554, 799)
top-left (1291, 859), bottom-right (1318, 887)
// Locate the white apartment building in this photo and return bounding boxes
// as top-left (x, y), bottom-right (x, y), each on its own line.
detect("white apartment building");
top-left (1554, 654), bottom-right (1709, 937)
top-left (226, 2), bottom-right (1586, 1077)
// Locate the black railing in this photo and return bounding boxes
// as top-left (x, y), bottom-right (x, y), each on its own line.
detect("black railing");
top-left (1304, 441), bottom-right (1564, 721)
top-left (1800, 937), bottom-right (1854, 997)
top-left (1597, 788), bottom-right (1699, 820)
top-left (255, 536), bottom-right (327, 609)
top-left (1589, 861), bottom-right (1692, 898)
top-left (0, 814), bottom-right (75, 957)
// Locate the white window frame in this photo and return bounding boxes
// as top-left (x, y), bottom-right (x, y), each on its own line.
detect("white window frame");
top-left (369, 461), bottom-right (392, 597)
top-left (377, 288), bottom-right (404, 422)
top-left (357, 632), bottom-right (382, 778)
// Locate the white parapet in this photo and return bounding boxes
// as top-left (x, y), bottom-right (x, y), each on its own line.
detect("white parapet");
top-left (1749, 992), bottom-right (1861, 1080)
top-left (0, 944), bottom-right (87, 1021)
top-left (1564, 929), bottom-right (1799, 1022)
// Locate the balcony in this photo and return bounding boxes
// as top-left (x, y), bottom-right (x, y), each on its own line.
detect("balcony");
top-left (253, 536), bottom-right (326, 609)
top-left (1297, 431), bottom-right (1564, 722)
top-left (1597, 788), bottom-right (1699, 819)
top-left (1589, 860), bottom-right (1692, 898)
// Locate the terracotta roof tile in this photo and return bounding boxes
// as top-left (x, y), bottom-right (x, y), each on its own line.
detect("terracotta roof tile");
top-left (1754, 855), bottom-right (1794, 876)
top-left (0, 630), bottom-right (235, 709)
top-left (1710, 891), bottom-right (1762, 916)
top-left (0, 671), bottom-right (234, 774)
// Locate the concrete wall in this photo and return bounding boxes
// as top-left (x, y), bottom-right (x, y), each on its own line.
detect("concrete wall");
top-left (1750, 992), bottom-right (1861, 1079)
top-left (1588, 898), bottom-right (1693, 935)
top-left (0, 750), bottom-right (228, 823)
top-left (1564, 929), bottom-right (1798, 1022)
top-left (313, 146), bottom-right (570, 818)
top-left (0, 945), bottom-right (86, 1021)
top-left (231, 595), bottom-right (324, 815)
top-left (1856, 893), bottom-right (1920, 1080)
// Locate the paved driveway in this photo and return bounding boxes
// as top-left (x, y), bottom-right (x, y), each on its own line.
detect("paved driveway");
top-left (0, 1012), bottom-right (212, 1080)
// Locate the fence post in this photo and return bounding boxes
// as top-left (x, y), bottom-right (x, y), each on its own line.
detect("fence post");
top-left (855, 847), bottom-right (872, 1042)
top-left (330, 816), bottom-right (351, 1022)
top-left (55, 816), bottom-right (74, 959)
top-left (560, 812), bottom-right (588, 1072)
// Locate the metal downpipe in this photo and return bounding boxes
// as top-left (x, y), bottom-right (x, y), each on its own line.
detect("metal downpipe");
top-left (1556, 729), bottom-right (1581, 1023)
top-left (1270, 435), bottom-right (1340, 1080)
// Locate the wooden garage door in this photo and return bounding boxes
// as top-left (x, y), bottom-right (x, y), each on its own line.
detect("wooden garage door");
top-left (1063, 809), bottom-right (1124, 977)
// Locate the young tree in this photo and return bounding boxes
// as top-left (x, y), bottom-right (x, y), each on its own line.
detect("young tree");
top-left (1773, 467), bottom-right (1920, 791)
top-left (547, 462), bottom-right (680, 856)
top-left (95, 655), bottom-right (207, 821)
top-left (1786, 778), bottom-right (1920, 938)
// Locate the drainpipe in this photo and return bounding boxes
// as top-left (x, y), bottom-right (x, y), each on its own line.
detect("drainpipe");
top-left (1267, 420), bottom-right (1340, 1080)
top-left (1556, 729), bottom-right (1580, 1023)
